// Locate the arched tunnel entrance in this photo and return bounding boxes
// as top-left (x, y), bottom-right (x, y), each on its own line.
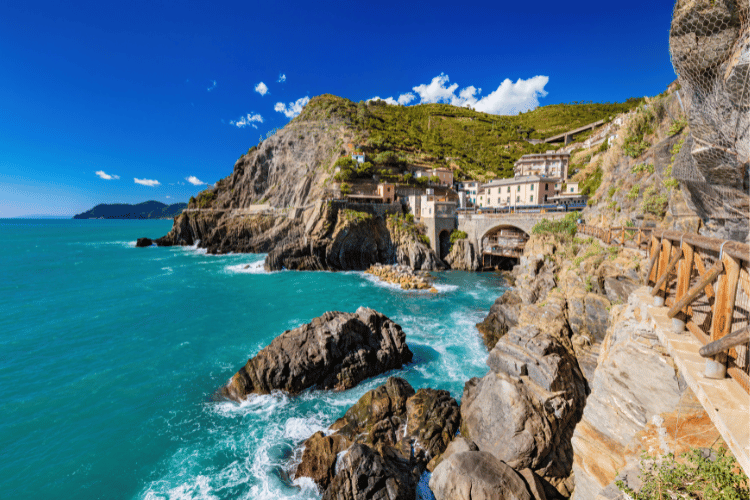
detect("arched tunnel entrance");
top-left (481, 225), bottom-right (529, 270)
top-left (438, 230), bottom-right (452, 260)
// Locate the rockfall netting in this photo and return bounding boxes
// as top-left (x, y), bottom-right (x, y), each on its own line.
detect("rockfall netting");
top-left (670, 0), bottom-right (749, 223)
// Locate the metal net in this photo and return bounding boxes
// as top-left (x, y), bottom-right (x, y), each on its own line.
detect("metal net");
top-left (670, 0), bottom-right (749, 222)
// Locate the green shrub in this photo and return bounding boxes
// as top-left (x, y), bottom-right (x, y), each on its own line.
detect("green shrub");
top-left (622, 109), bottom-right (654, 158)
top-left (641, 186), bottom-right (668, 216)
top-left (617, 447), bottom-right (749, 500)
top-left (341, 209), bottom-right (372, 223)
top-left (668, 118), bottom-right (687, 136)
top-left (627, 185), bottom-right (640, 200)
top-left (607, 186), bottom-right (618, 199)
top-left (580, 165), bottom-right (603, 196)
top-left (340, 183), bottom-right (352, 197)
top-left (597, 138), bottom-right (610, 153)
top-left (532, 211), bottom-right (579, 237)
top-left (334, 157), bottom-right (358, 170)
top-left (632, 163), bottom-right (655, 175)
top-left (194, 190), bottom-right (216, 208)
top-left (450, 229), bottom-right (468, 244)
top-left (418, 234), bottom-right (430, 246)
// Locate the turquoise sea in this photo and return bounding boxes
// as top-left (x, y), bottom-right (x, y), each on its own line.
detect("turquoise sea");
top-left (0, 219), bottom-right (506, 500)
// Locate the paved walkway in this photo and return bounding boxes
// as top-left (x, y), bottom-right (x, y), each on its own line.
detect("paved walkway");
top-left (632, 287), bottom-right (750, 476)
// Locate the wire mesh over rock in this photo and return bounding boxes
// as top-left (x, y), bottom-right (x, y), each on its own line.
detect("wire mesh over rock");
top-left (669, 0), bottom-right (749, 240)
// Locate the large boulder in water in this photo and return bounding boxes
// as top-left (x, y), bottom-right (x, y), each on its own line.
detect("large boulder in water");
top-left (219, 308), bottom-right (413, 401)
top-left (135, 237), bottom-right (153, 247)
top-left (294, 377), bottom-right (461, 498)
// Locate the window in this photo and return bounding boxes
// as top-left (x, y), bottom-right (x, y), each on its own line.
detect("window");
top-left (530, 195), bottom-right (533, 203)
top-left (570, 187), bottom-right (574, 193)
top-left (507, 187), bottom-right (510, 193)
top-left (517, 186), bottom-right (521, 192)
top-left (545, 183), bottom-right (548, 190)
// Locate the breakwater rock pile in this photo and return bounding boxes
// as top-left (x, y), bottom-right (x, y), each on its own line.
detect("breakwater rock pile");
top-left (218, 307), bottom-right (412, 401)
top-left (364, 264), bottom-right (437, 291)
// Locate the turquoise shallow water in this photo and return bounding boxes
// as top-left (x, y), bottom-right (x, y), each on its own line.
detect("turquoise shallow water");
top-left (0, 219), bottom-right (506, 500)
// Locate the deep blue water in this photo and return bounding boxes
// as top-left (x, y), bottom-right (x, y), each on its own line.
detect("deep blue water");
top-left (0, 219), bottom-right (506, 500)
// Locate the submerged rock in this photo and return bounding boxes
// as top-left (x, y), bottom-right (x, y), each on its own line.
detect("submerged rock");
top-left (219, 308), bottom-right (412, 401)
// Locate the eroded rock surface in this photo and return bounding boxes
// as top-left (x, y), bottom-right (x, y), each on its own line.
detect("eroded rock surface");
top-left (444, 239), bottom-right (480, 271)
top-left (294, 377), bottom-right (460, 498)
top-left (219, 308), bottom-right (412, 401)
top-left (429, 451), bottom-right (533, 500)
top-left (571, 292), bottom-right (685, 500)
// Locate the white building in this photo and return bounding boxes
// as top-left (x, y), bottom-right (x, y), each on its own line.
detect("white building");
top-left (455, 180), bottom-right (479, 207)
top-left (352, 153), bottom-right (366, 164)
top-left (513, 151), bottom-right (570, 180)
top-left (477, 176), bottom-right (558, 208)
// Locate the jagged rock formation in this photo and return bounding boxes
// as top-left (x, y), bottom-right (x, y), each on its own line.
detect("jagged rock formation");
top-left (475, 289), bottom-right (521, 350)
top-left (570, 292), bottom-right (723, 500)
top-left (443, 239), bottom-right (480, 271)
top-left (294, 377), bottom-right (460, 499)
top-left (218, 308), bottom-right (412, 401)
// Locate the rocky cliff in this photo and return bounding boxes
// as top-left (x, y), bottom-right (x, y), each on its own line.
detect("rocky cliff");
top-left (148, 96), bottom-right (444, 270)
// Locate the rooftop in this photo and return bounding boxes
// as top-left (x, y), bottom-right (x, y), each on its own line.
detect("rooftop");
top-left (481, 175), bottom-right (561, 187)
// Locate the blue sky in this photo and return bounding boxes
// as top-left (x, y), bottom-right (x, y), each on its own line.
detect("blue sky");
top-left (0, 0), bottom-right (678, 217)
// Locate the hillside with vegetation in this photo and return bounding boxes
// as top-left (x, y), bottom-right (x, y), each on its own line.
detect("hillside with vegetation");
top-left (73, 201), bottom-right (186, 219)
top-left (290, 94), bottom-right (643, 181)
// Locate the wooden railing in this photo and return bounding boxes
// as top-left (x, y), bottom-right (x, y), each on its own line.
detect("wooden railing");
top-left (577, 224), bottom-right (655, 251)
top-left (578, 224), bottom-right (750, 393)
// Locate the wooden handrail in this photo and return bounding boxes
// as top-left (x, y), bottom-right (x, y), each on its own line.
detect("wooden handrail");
top-left (700, 327), bottom-right (750, 358)
top-left (577, 224), bottom-right (749, 382)
top-left (667, 259), bottom-right (724, 318)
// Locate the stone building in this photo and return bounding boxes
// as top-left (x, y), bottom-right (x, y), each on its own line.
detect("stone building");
top-left (513, 151), bottom-right (570, 180)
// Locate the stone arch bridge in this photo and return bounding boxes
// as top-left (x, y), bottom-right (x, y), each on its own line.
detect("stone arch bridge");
top-left (456, 212), bottom-right (569, 259)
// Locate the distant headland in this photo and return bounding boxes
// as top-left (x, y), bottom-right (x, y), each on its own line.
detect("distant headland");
top-left (72, 201), bottom-right (186, 220)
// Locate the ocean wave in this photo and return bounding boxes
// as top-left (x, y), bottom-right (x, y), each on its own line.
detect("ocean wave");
top-left (224, 261), bottom-right (270, 275)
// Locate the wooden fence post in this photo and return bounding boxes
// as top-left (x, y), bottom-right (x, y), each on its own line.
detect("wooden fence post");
top-left (620, 227), bottom-right (625, 246)
top-left (671, 241), bottom-right (695, 332)
top-left (654, 237), bottom-right (672, 306)
top-left (706, 253), bottom-right (741, 378)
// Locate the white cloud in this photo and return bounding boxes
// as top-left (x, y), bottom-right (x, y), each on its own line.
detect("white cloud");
top-left (95, 170), bottom-right (119, 180)
top-left (367, 93), bottom-right (417, 106)
top-left (230, 113), bottom-right (264, 128)
top-left (471, 76), bottom-right (549, 115)
top-left (398, 93), bottom-right (416, 105)
top-left (274, 96), bottom-right (310, 118)
top-left (207, 80), bottom-right (217, 92)
top-left (409, 73), bottom-right (549, 115)
top-left (368, 96), bottom-right (399, 105)
top-left (134, 178), bottom-right (160, 187)
top-left (186, 176), bottom-right (205, 186)
top-left (278, 73), bottom-right (286, 83)
top-left (254, 82), bottom-right (268, 96)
